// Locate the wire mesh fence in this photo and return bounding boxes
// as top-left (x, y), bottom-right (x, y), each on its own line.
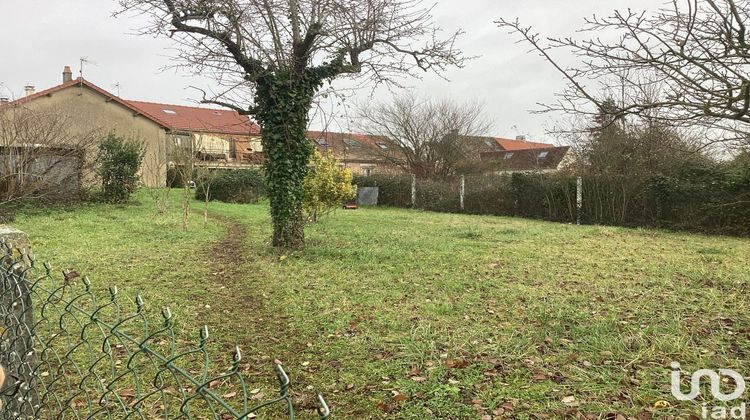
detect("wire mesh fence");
top-left (0, 237), bottom-right (330, 419)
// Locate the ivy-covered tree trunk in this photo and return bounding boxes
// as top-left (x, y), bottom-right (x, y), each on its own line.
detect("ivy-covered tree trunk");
top-left (255, 71), bottom-right (319, 248)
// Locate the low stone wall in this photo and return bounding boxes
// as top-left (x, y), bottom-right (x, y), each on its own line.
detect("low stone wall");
top-left (0, 226), bottom-right (38, 417)
top-left (0, 225), bottom-right (29, 250)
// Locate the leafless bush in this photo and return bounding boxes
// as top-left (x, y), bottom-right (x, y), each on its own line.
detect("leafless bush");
top-left (0, 105), bottom-right (100, 215)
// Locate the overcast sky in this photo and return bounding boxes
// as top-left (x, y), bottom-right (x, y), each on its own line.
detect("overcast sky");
top-left (0, 0), bottom-right (657, 142)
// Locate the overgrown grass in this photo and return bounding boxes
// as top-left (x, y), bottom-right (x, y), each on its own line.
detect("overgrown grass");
top-left (12, 189), bottom-right (750, 419)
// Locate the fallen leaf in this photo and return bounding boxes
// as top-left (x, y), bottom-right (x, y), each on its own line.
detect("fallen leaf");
top-left (377, 402), bottom-right (396, 413)
top-left (653, 400), bottom-right (671, 409)
top-left (394, 394), bottom-right (409, 403)
top-left (561, 395), bottom-right (578, 407)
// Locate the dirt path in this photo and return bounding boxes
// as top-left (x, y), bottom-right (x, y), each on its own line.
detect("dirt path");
top-left (205, 212), bottom-right (249, 283)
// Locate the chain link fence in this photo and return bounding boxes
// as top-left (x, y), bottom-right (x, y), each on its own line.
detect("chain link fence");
top-left (0, 237), bottom-right (330, 419)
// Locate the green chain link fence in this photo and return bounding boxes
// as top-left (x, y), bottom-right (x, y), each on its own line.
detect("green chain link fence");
top-left (0, 238), bottom-right (330, 419)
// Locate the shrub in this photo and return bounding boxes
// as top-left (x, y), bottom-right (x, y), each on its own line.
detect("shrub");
top-left (99, 133), bottom-right (144, 203)
top-left (195, 168), bottom-right (267, 204)
top-left (167, 166), bottom-right (196, 188)
top-left (303, 150), bottom-right (357, 222)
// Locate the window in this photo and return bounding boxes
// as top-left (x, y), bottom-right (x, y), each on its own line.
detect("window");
top-left (162, 109), bottom-right (177, 115)
top-left (314, 138), bottom-right (329, 147)
top-left (484, 140), bottom-right (495, 148)
top-left (504, 152), bottom-right (514, 160)
top-left (344, 139), bottom-right (361, 148)
top-left (363, 168), bottom-right (374, 176)
top-left (376, 142), bottom-right (389, 149)
top-left (538, 151), bottom-right (549, 159)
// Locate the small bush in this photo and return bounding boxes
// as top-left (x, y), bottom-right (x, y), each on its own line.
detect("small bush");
top-left (167, 166), bottom-right (196, 188)
top-left (195, 168), bottom-right (267, 204)
top-left (99, 133), bottom-right (144, 203)
top-left (303, 150), bottom-right (357, 222)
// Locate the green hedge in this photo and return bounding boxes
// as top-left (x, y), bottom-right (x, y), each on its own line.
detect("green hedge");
top-left (354, 165), bottom-right (750, 236)
top-left (195, 169), bottom-right (267, 204)
top-left (353, 174), bottom-right (413, 207)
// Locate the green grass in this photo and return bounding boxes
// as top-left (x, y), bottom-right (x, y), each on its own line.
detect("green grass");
top-left (12, 190), bottom-right (750, 419)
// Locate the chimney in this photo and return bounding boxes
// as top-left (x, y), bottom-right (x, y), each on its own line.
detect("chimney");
top-left (24, 85), bottom-right (35, 97)
top-left (515, 135), bottom-right (527, 142)
top-left (63, 66), bottom-right (73, 83)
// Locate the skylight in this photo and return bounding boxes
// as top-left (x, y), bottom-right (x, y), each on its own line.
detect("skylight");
top-left (376, 142), bottom-right (389, 149)
top-left (344, 139), bottom-right (361, 148)
top-left (162, 109), bottom-right (177, 115)
top-left (504, 153), bottom-right (514, 160)
top-left (314, 138), bottom-right (329, 147)
top-left (538, 151), bottom-right (549, 159)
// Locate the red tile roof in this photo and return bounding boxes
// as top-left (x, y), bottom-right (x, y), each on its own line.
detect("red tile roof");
top-left (307, 131), bottom-right (398, 162)
top-left (127, 100), bottom-right (260, 136)
top-left (494, 138), bottom-right (554, 151)
top-left (2, 78), bottom-right (175, 128)
top-left (480, 146), bottom-right (570, 171)
top-left (2, 77), bottom-right (260, 136)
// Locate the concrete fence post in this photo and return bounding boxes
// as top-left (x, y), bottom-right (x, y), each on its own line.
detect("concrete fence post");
top-left (0, 225), bottom-right (40, 417)
top-left (576, 177), bottom-right (583, 225)
top-left (411, 174), bottom-right (416, 208)
top-left (460, 175), bottom-right (465, 211)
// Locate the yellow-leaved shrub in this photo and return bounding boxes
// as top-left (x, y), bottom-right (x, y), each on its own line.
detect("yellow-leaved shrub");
top-left (303, 150), bottom-right (357, 222)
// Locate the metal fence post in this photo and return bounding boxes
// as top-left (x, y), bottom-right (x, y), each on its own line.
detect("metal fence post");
top-left (576, 177), bottom-right (583, 225)
top-left (411, 174), bottom-right (416, 208)
top-left (460, 175), bottom-right (465, 211)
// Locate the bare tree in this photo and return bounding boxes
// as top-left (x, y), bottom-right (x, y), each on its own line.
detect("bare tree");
top-left (0, 105), bottom-right (100, 219)
top-left (143, 148), bottom-right (173, 216)
top-left (358, 94), bottom-right (492, 179)
top-left (117, 0), bottom-right (466, 248)
top-left (195, 165), bottom-right (220, 226)
top-left (497, 0), bottom-right (750, 149)
top-left (168, 139), bottom-right (197, 231)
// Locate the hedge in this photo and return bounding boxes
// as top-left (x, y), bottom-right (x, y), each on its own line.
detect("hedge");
top-left (195, 168), bottom-right (267, 204)
top-left (353, 165), bottom-right (750, 236)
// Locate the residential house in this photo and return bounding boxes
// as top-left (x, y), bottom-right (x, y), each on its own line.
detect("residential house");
top-left (474, 136), bottom-right (570, 172)
top-left (127, 100), bottom-right (262, 167)
top-left (307, 131), bottom-right (402, 176)
top-left (1, 66), bottom-right (261, 187)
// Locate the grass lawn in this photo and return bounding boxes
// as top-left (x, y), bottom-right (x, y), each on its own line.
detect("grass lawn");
top-left (11, 190), bottom-right (750, 419)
